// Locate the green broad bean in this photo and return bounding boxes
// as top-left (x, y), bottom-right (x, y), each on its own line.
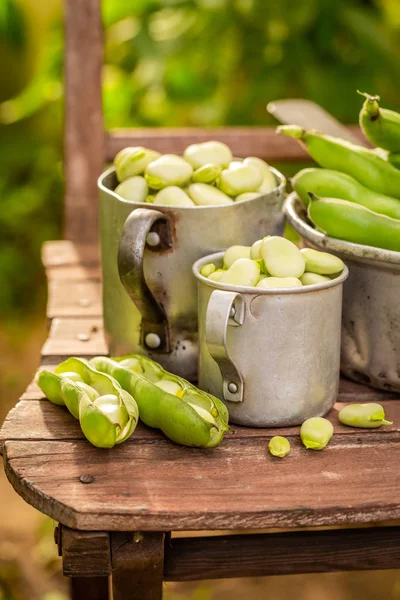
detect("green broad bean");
top-left (229, 161), bottom-right (243, 170)
top-left (114, 176), bottom-right (148, 203)
top-left (235, 192), bottom-right (260, 202)
top-left (223, 245), bottom-right (251, 268)
top-left (208, 269), bottom-right (225, 282)
top-left (268, 436), bottom-right (291, 458)
top-left (192, 163), bottom-right (222, 184)
top-left (301, 248), bottom-right (344, 275)
top-left (358, 91), bottom-right (400, 152)
top-left (36, 358), bottom-right (139, 448)
top-left (388, 151), bottom-right (400, 169)
top-left (145, 154), bottom-right (193, 190)
top-left (244, 157), bottom-right (277, 193)
top-left (292, 168), bottom-right (400, 220)
top-left (90, 355), bottom-right (229, 448)
top-left (200, 263), bottom-right (216, 277)
top-left (257, 276), bottom-right (301, 289)
top-left (153, 186), bottom-right (195, 207)
top-left (261, 236), bottom-right (305, 278)
top-left (338, 403), bottom-right (392, 429)
top-left (188, 183), bottom-right (232, 206)
top-left (278, 125), bottom-right (400, 199)
top-left (300, 417), bottom-right (334, 450)
top-left (115, 147), bottom-right (161, 182)
top-left (250, 239), bottom-right (263, 260)
top-left (300, 273), bottom-right (331, 286)
top-left (184, 141), bottom-right (233, 169)
top-left (308, 195), bottom-right (400, 252)
top-left (220, 258), bottom-right (260, 287)
top-left (218, 165), bottom-right (263, 196)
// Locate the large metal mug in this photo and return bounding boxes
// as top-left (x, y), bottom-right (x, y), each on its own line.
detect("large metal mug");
top-left (194, 252), bottom-right (348, 427)
top-left (285, 192), bottom-right (400, 392)
top-left (98, 166), bottom-right (286, 380)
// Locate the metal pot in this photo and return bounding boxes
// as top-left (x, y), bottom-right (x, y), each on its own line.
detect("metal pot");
top-left (193, 252), bottom-right (348, 427)
top-left (98, 166), bottom-right (286, 381)
top-left (285, 192), bottom-right (400, 392)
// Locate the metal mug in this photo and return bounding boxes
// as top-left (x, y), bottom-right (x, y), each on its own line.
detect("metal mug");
top-left (193, 252), bottom-right (348, 427)
top-left (98, 166), bottom-right (286, 381)
top-left (284, 192), bottom-right (400, 392)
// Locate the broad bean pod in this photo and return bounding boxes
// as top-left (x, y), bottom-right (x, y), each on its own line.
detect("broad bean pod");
top-left (90, 355), bottom-right (229, 448)
top-left (358, 91), bottom-right (400, 152)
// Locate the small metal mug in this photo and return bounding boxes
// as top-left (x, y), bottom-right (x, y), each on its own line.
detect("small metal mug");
top-left (193, 252), bottom-right (348, 427)
top-left (98, 166), bottom-right (286, 381)
top-left (285, 192), bottom-right (400, 392)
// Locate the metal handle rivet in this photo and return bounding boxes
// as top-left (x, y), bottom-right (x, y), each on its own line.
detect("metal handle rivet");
top-left (145, 333), bottom-right (161, 349)
top-left (228, 382), bottom-right (238, 393)
top-left (146, 232), bottom-right (161, 247)
top-left (229, 306), bottom-right (236, 318)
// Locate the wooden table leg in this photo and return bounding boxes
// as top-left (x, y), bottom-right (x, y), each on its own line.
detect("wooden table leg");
top-left (111, 532), bottom-right (165, 600)
top-left (70, 576), bottom-right (110, 600)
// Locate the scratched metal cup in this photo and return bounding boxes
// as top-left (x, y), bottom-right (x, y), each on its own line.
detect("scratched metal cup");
top-left (193, 252), bottom-right (348, 427)
top-left (98, 165), bottom-right (286, 381)
top-left (285, 192), bottom-right (400, 392)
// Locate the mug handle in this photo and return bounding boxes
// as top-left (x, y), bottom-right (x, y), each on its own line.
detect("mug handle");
top-left (205, 289), bottom-right (245, 403)
top-left (118, 207), bottom-right (172, 353)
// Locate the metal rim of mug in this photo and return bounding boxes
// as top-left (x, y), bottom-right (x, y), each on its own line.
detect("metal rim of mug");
top-left (98, 165), bottom-right (286, 211)
top-left (193, 251), bottom-right (349, 295)
top-left (284, 192), bottom-right (400, 266)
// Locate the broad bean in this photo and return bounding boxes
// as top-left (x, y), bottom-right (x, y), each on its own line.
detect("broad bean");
top-left (244, 157), bottom-right (277, 193)
top-left (90, 355), bottom-right (229, 448)
top-left (223, 245), bottom-right (251, 268)
top-left (154, 186), bottom-right (195, 207)
top-left (114, 176), bottom-right (148, 203)
top-left (300, 273), bottom-right (331, 286)
top-left (184, 141), bottom-right (233, 169)
top-left (218, 165), bottom-right (263, 196)
top-left (235, 192), bottom-right (260, 202)
top-left (200, 263), bottom-right (216, 277)
top-left (338, 403), bottom-right (392, 428)
top-left (358, 91), bottom-right (400, 152)
top-left (220, 258), bottom-right (260, 287)
top-left (301, 248), bottom-right (344, 275)
top-left (278, 125), bottom-right (400, 199)
top-left (300, 417), bottom-right (334, 450)
top-left (192, 163), bottom-right (222, 184)
top-left (257, 276), bottom-right (301, 289)
top-left (188, 183), bottom-right (232, 206)
top-left (145, 154), bottom-right (193, 189)
top-left (115, 147), bottom-right (161, 182)
top-left (250, 239), bottom-right (263, 260)
top-left (268, 436), bottom-right (291, 458)
top-left (208, 269), bottom-right (225, 282)
top-left (261, 236), bottom-right (305, 278)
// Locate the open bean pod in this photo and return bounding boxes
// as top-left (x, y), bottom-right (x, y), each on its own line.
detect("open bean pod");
top-left (90, 355), bottom-right (230, 448)
top-left (36, 358), bottom-right (139, 448)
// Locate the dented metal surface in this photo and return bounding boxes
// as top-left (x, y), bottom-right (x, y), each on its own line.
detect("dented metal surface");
top-left (98, 166), bottom-right (286, 380)
top-left (194, 252), bottom-right (348, 426)
top-left (285, 192), bottom-right (400, 392)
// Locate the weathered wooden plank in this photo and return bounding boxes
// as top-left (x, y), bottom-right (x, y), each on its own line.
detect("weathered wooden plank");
top-left (111, 532), bottom-right (164, 600)
top-left (1, 399), bottom-right (398, 453)
top-left (46, 264), bottom-right (101, 282)
top-left (41, 317), bottom-right (107, 359)
top-left (62, 526), bottom-right (112, 577)
top-left (4, 436), bottom-right (400, 531)
top-left (47, 281), bottom-right (102, 319)
top-left (106, 126), bottom-right (365, 163)
top-left (164, 527), bottom-right (400, 580)
top-left (64, 0), bottom-right (104, 243)
top-left (42, 241), bottom-right (100, 268)
top-left (70, 577), bottom-right (110, 600)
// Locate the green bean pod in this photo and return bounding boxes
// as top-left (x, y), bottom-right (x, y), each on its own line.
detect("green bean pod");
top-left (90, 355), bottom-right (229, 448)
top-left (292, 168), bottom-right (400, 219)
top-left (308, 195), bottom-right (400, 252)
top-left (36, 358), bottom-right (139, 448)
top-left (358, 91), bottom-right (400, 152)
top-left (388, 152), bottom-right (400, 170)
top-left (278, 125), bottom-right (400, 199)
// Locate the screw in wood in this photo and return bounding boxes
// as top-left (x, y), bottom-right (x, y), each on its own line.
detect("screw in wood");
top-left (77, 333), bottom-right (90, 342)
top-left (79, 298), bottom-right (91, 307)
top-left (79, 474), bottom-right (94, 484)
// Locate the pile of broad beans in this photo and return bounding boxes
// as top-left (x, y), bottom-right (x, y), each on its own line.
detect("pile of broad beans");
top-left (279, 92), bottom-right (400, 252)
top-left (201, 235), bottom-right (344, 289)
top-left (112, 141), bottom-right (278, 207)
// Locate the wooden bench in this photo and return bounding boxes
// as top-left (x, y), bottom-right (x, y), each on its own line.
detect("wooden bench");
top-left (1, 1), bottom-right (400, 598)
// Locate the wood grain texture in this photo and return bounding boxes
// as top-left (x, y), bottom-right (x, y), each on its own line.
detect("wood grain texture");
top-left (111, 532), bottom-right (164, 600)
top-left (62, 527), bottom-right (112, 577)
top-left (70, 577), bottom-right (110, 600)
top-left (64, 0), bottom-right (104, 243)
top-left (164, 527), bottom-right (400, 580)
top-left (106, 126), bottom-right (365, 163)
top-left (46, 264), bottom-right (101, 282)
top-left (3, 434), bottom-right (400, 531)
top-left (47, 281), bottom-right (102, 318)
top-left (42, 241), bottom-right (100, 268)
top-left (41, 317), bottom-right (107, 359)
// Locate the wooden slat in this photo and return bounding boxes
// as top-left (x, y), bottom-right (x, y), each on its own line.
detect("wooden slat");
top-left (64, 0), bottom-right (104, 243)
top-left (70, 577), bottom-right (110, 600)
top-left (4, 435), bottom-right (400, 531)
top-left (164, 527), bottom-right (400, 580)
top-left (105, 126), bottom-right (365, 163)
top-left (46, 264), bottom-right (101, 282)
top-left (62, 526), bottom-right (112, 577)
top-left (42, 241), bottom-right (100, 269)
top-left (47, 282), bottom-right (102, 318)
top-left (41, 317), bottom-right (107, 360)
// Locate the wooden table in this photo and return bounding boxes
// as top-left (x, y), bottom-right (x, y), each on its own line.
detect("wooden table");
top-left (2, 240), bottom-right (400, 600)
